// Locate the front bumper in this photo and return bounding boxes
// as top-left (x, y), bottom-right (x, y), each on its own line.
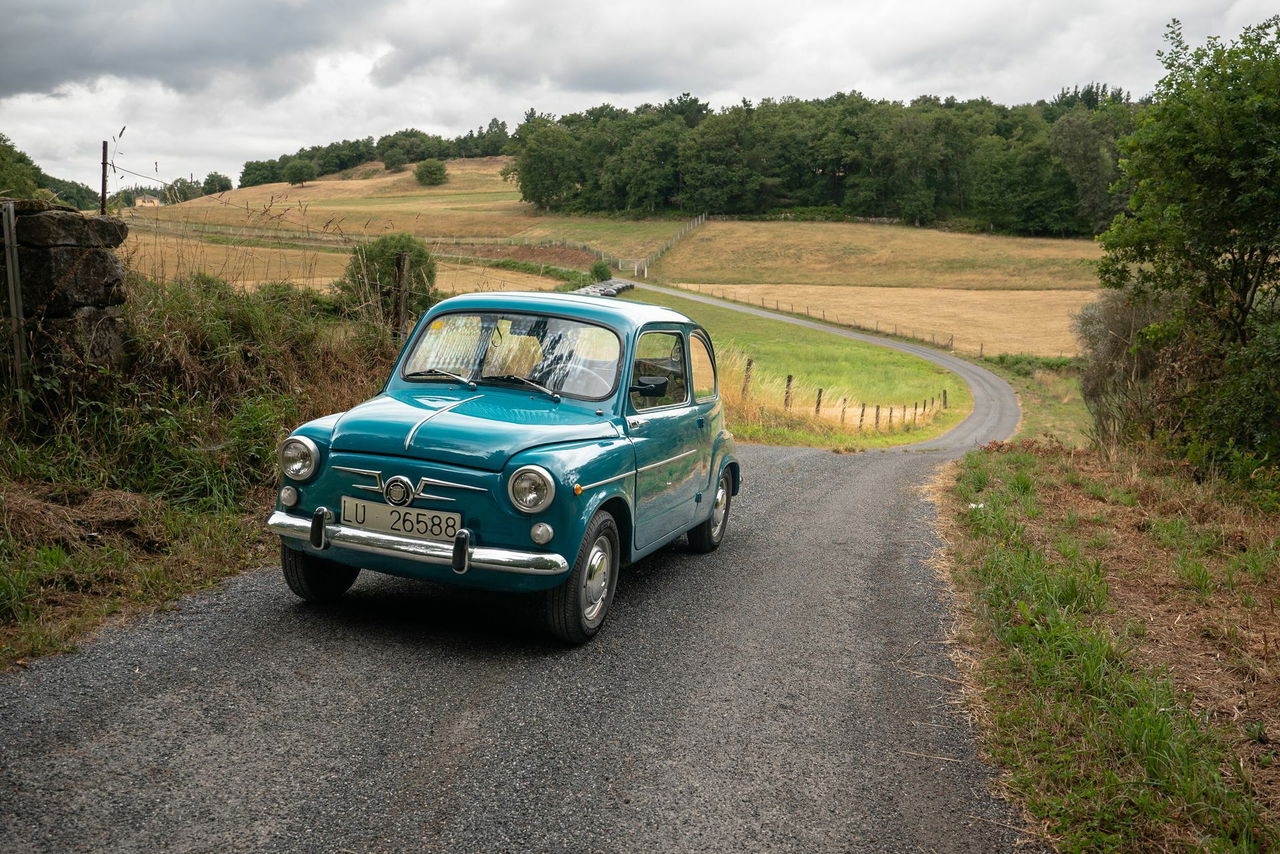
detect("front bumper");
top-left (267, 510), bottom-right (569, 575)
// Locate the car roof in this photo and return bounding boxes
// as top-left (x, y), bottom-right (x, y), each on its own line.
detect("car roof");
top-left (428, 291), bottom-right (697, 334)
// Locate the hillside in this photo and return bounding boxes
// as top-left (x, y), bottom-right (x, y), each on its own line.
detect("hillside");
top-left (123, 156), bottom-right (1099, 355)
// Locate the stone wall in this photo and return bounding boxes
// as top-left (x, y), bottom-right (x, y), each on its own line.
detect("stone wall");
top-left (0, 198), bottom-right (129, 377)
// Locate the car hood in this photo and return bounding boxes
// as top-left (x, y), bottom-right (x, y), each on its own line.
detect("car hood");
top-left (329, 392), bottom-right (618, 471)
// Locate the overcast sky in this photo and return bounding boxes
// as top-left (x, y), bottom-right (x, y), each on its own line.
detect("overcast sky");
top-left (1, 0), bottom-right (1271, 192)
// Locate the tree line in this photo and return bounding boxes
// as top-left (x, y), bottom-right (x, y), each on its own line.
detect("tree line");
top-left (237, 119), bottom-right (509, 188)
top-left (505, 87), bottom-right (1139, 237)
top-left (1, 133), bottom-right (99, 209)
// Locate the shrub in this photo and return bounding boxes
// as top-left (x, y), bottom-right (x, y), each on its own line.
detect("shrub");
top-left (334, 233), bottom-right (437, 330)
top-left (382, 148), bottom-right (407, 172)
top-left (590, 260), bottom-right (612, 282)
top-left (414, 158), bottom-right (447, 186)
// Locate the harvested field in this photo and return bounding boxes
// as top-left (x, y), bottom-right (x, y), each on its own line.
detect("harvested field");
top-left (128, 156), bottom-right (685, 259)
top-left (677, 283), bottom-right (1097, 356)
top-left (659, 220), bottom-right (1101, 290)
top-left (119, 231), bottom-right (562, 293)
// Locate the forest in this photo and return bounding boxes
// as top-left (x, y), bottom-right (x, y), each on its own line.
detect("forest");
top-left (505, 86), bottom-right (1138, 237)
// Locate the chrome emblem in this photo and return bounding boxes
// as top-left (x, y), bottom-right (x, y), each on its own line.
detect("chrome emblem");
top-left (383, 476), bottom-right (415, 506)
top-left (333, 465), bottom-right (488, 506)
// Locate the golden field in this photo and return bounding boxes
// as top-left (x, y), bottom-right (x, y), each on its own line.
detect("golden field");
top-left (119, 230), bottom-right (562, 294)
top-left (657, 220), bottom-right (1102, 289)
top-left (677, 283), bottom-right (1096, 356)
top-left (126, 156), bottom-right (685, 260)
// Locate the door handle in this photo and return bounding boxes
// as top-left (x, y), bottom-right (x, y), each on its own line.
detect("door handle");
top-left (628, 418), bottom-right (643, 430)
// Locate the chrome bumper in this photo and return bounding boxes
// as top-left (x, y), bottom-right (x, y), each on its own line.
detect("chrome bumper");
top-left (266, 511), bottom-right (569, 575)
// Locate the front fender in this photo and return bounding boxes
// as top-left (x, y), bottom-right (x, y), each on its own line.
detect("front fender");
top-left (503, 435), bottom-right (636, 564)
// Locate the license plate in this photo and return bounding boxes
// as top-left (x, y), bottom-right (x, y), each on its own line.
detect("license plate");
top-left (340, 497), bottom-right (462, 542)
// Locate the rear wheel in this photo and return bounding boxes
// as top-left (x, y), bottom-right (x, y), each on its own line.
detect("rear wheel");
top-left (281, 542), bottom-right (360, 603)
top-left (544, 511), bottom-right (619, 644)
top-left (688, 469), bottom-right (731, 553)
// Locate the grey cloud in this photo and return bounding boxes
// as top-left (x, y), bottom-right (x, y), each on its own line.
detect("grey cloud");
top-left (371, 1), bottom-right (781, 95)
top-left (0, 0), bottom-right (394, 98)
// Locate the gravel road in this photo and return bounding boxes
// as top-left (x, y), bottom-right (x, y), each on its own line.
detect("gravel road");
top-left (1, 290), bottom-right (1026, 853)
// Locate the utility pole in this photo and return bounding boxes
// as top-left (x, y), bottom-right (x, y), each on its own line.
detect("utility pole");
top-left (100, 141), bottom-right (108, 215)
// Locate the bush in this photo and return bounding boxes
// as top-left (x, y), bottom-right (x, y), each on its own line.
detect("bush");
top-left (334, 233), bottom-right (437, 330)
top-left (414, 158), bottom-right (447, 186)
top-left (282, 159), bottom-right (317, 186)
top-left (1, 274), bottom-right (398, 509)
top-left (590, 260), bottom-right (612, 282)
top-left (382, 148), bottom-right (407, 172)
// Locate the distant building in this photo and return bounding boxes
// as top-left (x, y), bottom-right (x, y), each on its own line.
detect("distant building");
top-left (134, 194), bottom-right (161, 207)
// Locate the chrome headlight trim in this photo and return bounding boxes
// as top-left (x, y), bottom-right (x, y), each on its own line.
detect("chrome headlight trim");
top-left (279, 436), bottom-right (320, 482)
top-left (507, 465), bottom-right (555, 514)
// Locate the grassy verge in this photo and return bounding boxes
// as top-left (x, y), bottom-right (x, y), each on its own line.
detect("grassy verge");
top-left (976, 354), bottom-right (1092, 446)
top-left (938, 440), bottom-right (1280, 849)
top-left (0, 274), bottom-right (398, 667)
top-left (626, 287), bottom-right (973, 449)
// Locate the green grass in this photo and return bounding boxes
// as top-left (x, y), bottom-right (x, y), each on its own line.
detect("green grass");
top-left (949, 448), bottom-right (1275, 850)
top-left (626, 288), bottom-right (973, 414)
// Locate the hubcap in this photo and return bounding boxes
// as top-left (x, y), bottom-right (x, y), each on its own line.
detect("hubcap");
top-left (711, 477), bottom-right (729, 538)
top-left (582, 535), bottom-right (612, 623)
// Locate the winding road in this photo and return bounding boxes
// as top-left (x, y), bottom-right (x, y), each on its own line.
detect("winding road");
top-left (1, 288), bottom-right (1024, 853)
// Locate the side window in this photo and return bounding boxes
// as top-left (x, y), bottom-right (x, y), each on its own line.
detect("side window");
top-left (690, 333), bottom-right (717, 401)
top-left (630, 331), bottom-right (688, 411)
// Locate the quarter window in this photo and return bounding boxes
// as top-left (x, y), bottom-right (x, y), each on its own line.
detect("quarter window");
top-left (690, 333), bottom-right (717, 401)
top-left (630, 331), bottom-right (688, 411)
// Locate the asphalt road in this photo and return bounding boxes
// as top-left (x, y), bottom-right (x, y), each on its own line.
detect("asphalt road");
top-left (1, 292), bottom-right (1024, 853)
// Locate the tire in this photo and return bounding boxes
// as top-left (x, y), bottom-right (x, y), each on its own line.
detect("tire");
top-left (688, 469), bottom-right (732, 554)
top-left (544, 511), bottom-right (620, 644)
top-left (281, 541), bottom-right (360, 603)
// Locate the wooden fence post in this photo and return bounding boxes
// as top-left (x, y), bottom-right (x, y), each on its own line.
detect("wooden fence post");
top-left (859, 403), bottom-right (866, 431)
top-left (815, 388), bottom-right (823, 416)
top-left (3, 201), bottom-right (27, 393)
top-left (943, 389), bottom-right (948, 409)
top-left (741, 359), bottom-right (754, 400)
top-left (784, 375), bottom-right (793, 410)
top-left (874, 404), bottom-right (880, 430)
top-left (888, 406), bottom-right (894, 428)
top-left (913, 402), bottom-right (918, 425)
top-left (979, 342), bottom-right (984, 358)
top-left (841, 398), bottom-right (848, 425)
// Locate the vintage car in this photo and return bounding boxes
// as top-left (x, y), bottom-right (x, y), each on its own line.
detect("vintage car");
top-left (267, 291), bottom-right (740, 642)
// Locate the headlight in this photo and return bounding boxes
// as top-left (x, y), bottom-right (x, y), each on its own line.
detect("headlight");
top-left (279, 436), bottom-right (319, 481)
top-left (508, 465), bottom-right (555, 513)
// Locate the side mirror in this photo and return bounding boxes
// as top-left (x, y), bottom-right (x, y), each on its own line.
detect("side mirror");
top-left (630, 376), bottom-right (669, 398)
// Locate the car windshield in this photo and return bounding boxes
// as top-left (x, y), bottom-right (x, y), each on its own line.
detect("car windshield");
top-left (402, 311), bottom-right (623, 400)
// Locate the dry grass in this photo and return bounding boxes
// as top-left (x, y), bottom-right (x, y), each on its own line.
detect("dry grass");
top-left (679, 283), bottom-right (1097, 356)
top-left (658, 220), bottom-right (1102, 289)
top-left (126, 156), bottom-right (685, 258)
top-left (119, 230), bottom-right (563, 293)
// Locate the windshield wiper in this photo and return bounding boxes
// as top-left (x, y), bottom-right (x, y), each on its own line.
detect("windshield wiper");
top-left (479, 374), bottom-right (561, 402)
top-left (404, 368), bottom-right (476, 388)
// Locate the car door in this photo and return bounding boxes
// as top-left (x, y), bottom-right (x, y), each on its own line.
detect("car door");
top-left (627, 327), bottom-right (702, 548)
top-left (687, 329), bottom-right (720, 505)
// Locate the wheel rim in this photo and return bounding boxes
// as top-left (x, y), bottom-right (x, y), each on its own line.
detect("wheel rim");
top-left (711, 475), bottom-right (729, 539)
top-left (581, 535), bottom-right (613, 624)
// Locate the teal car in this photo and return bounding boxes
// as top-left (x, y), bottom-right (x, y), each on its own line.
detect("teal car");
top-left (267, 291), bottom-right (740, 643)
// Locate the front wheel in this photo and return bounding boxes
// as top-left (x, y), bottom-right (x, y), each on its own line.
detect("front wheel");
top-left (281, 542), bottom-right (360, 603)
top-left (688, 469), bottom-right (732, 553)
top-left (544, 511), bottom-right (620, 644)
